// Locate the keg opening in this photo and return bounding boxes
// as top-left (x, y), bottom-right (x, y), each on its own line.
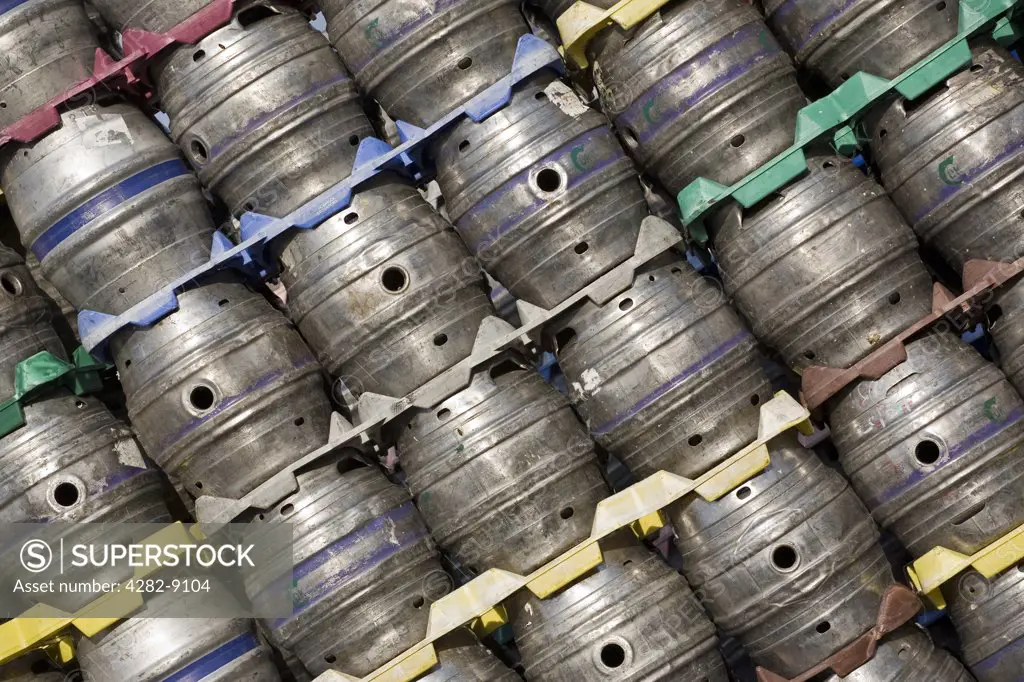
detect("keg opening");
top-left (189, 139), bottom-right (209, 165)
top-left (192, 49), bottom-right (205, 62)
top-left (458, 140), bottom-right (470, 152)
top-left (815, 621), bottom-right (831, 634)
top-left (411, 595), bottom-right (425, 609)
top-left (671, 267), bottom-right (682, 274)
top-left (553, 327), bottom-right (576, 352)
top-left (437, 408), bottom-right (451, 420)
top-left (324, 654), bottom-right (337, 664)
top-left (688, 434), bottom-right (703, 447)
top-left (897, 645), bottom-right (911, 660)
top-left (189, 385), bottom-right (216, 411)
top-left (574, 242), bottom-right (589, 255)
top-left (560, 506), bottom-right (574, 519)
top-left (237, 5), bottom-right (279, 27)
top-left (888, 291), bottom-right (901, 305)
top-left (878, 129), bottom-right (887, 139)
top-left (124, 359), bottom-right (132, 368)
top-left (623, 559), bottom-right (633, 567)
top-left (623, 128), bottom-right (639, 147)
top-left (53, 482), bottom-right (81, 507)
top-left (280, 503), bottom-right (294, 516)
top-left (433, 333), bottom-right (448, 346)
top-left (349, 135), bottom-right (360, 146)
top-left (970, 63), bottom-right (984, 73)
top-left (771, 545), bottom-right (798, 571)
top-left (730, 134), bottom-right (745, 148)
top-left (750, 394), bottom-right (760, 406)
top-left (0, 272), bottom-right (22, 296)
top-left (600, 643), bottom-right (625, 668)
top-left (803, 350), bottom-right (816, 361)
top-left (457, 57), bottom-right (473, 70)
top-left (618, 298), bottom-right (634, 312)
top-left (915, 440), bottom-right (940, 464)
top-left (194, 481), bottom-right (203, 489)
top-left (294, 417), bottom-right (305, 426)
top-left (75, 400), bottom-right (86, 409)
top-left (951, 502), bottom-right (986, 526)
top-left (243, 201), bottom-right (256, 212)
top-left (381, 266), bottom-right (409, 293)
top-left (218, 299), bottom-right (229, 307)
top-left (344, 212), bottom-right (359, 225)
top-left (821, 161), bottom-right (836, 170)
top-left (535, 91), bottom-right (547, 101)
top-left (535, 168), bottom-right (563, 193)
top-left (736, 486), bottom-right (751, 500)
top-left (936, 1), bottom-right (947, 11)
top-left (0, 102), bottom-right (6, 109)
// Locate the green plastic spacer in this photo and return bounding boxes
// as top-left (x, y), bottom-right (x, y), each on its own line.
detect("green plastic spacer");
top-left (0, 348), bottom-right (110, 439)
top-left (677, 0), bottom-right (1023, 228)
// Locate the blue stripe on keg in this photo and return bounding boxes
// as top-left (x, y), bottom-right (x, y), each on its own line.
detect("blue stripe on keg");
top-left (163, 631), bottom-right (259, 682)
top-left (0, 0), bottom-right (35, 17)
top-left (30, 159), bottom-right (191, 261)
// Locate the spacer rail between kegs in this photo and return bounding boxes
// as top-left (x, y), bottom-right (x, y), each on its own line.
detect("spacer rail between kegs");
top-left (677, 0), bottom-right (1024, 231)
top-left (800, 257), bottom-right (1024, 410)
top-left (907, 521), bottom-right (1024, 610)
top-left (0, 522), bottom-right (206, 666)
top-left (193, 217), bottom-right (684, 529)
top-left (0, 0), bottom-right (241, 149)
top-left (0, 348), bottom-right (108, 439)
top-left (77, 33), bottom-right (566, 358)
top-left (556, 0), bottom-right (671, 69)
top-left (309, 391), bottom-right (813, 682)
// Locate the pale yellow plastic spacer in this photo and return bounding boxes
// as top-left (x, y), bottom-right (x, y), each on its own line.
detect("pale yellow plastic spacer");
top-left (315, 391), bottom-right (812, 682)
top-left (0, 522), bottom-right (205, 665)
top-left (907, 521), bottom-right (1024, 609)
top-left (557, 0), bottom-right (672, 68)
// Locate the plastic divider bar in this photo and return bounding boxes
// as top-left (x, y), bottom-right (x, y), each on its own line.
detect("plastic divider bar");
top-left (310, 391), bottom-right (814, 682)
top-left (0, 348), bottom-right (108, 439)
top-left (77, 34), bottom-right (564, 357)
top-left (556, 0), bottom-right (670, 69)
top-left (0, 522), bottom-right (206, 666)
top-left (0, 0), bottom-right (241, 148)
top-left (193, 216), bottom-right (683, 527)
top-left (907, 521), bottom-right (1024, 609)
top-left (800, 257), bottom-right (1024, 410)
top-left (677, 0), bottom-right (1023, 229)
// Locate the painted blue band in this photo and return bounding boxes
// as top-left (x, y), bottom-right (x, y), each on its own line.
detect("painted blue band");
top-left (164, 631), bottom-right (260, 682)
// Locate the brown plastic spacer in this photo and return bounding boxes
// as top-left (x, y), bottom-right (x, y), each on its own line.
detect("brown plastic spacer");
top-left (754, 584), bottom-right (922, 682)
top-left (801, 256), bottom-right (1024, 410)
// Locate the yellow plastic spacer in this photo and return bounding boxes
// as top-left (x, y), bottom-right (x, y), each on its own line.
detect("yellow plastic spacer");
top-left (557, 0), bottom-right (673, 68)
top-left (907, 521), bottom-right (1024, 609)
top-left (630, 510), bottom-right (666, 538)
top-left (313, 391), bottom-right (812, 682)
top-left (469, 604), bottom-right (509, 638)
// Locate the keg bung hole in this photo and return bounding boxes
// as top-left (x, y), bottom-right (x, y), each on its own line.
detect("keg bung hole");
top-left (803, 350), bottom-right (816, 361)
top-left (53, 482), bottom-right (80, 507)
top-left (535, 91), bottom-right (547, 101)
top-left (348, 134), bottom-right (359, 146)
top-left (381, 266), bottom-right (409, 293)
top-left (0, 102), bottom-right (7, 109)
top-left (888, 291), bottom-right (902, 305)
top-left (535, 167), bottom-right (563, 193)
top-left (411, 595), bottom-right (425, 609)
top-left (218, 299), bottom-right (229, 307)
top-left (458, 140), bottom-right (470, 152)
top-left (75, 400), bottom-right (86, 409)
top-left (324, 654), bottom-right (337, 664)
top-left (736, 486), bottom-right (751, 500)
top-left (437, 408), bottom-right (451, 420)
top-left (816, 621), bottom-right (831, 634)
top-left (189, 139), bottom-right (209, 165)
top-left (897, 645), bottom-right (911, 660)
top-left (194, 481), bottom-right (203, 490)
top-left (771, 544), bottom-right (798, 571)
top-left (560, 506), bottom-right (574, 519)
top-left (189, 385), bottom-right (216, 411)
top-left (433, 333), bottom-right (448, 346)
top-left (879, 129), bottom-right (888, 139)
top-left (822, 160), bottom-right (836, 170)
top-left (618, 298), bottom-right (634, 312)
top-left (192, 49), bottom-right (205, 62)
top-left (730, 134), bottom-right (745, 148)
top-left (294, 417), bottom-right (305, 426)
top-left (915, 439), bottom-right (941, 465)
top-left (971, 63), bottom-right (983, 73)
top-left (0, 272), bottom-right (22, 296)
top-left (280, 503), bottom-right (294, 516)
top-left (600, 643), bottom-right (626, 668)
top-left (936, 1), bottom-right (947, 10)
top-left (750, 393), bottom-right (760, 406)
top-left (344, 212), bottom-right (358, 225)
top-left (457, 56), bottom-right (472, 70)
top-left (574, 242), bottom-right (589, 255)
top-left (688, 434), bottom-right (703, 447)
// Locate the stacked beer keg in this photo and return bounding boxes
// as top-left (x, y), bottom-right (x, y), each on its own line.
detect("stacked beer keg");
top-left (0, 0), bottom-right (1019, 680)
